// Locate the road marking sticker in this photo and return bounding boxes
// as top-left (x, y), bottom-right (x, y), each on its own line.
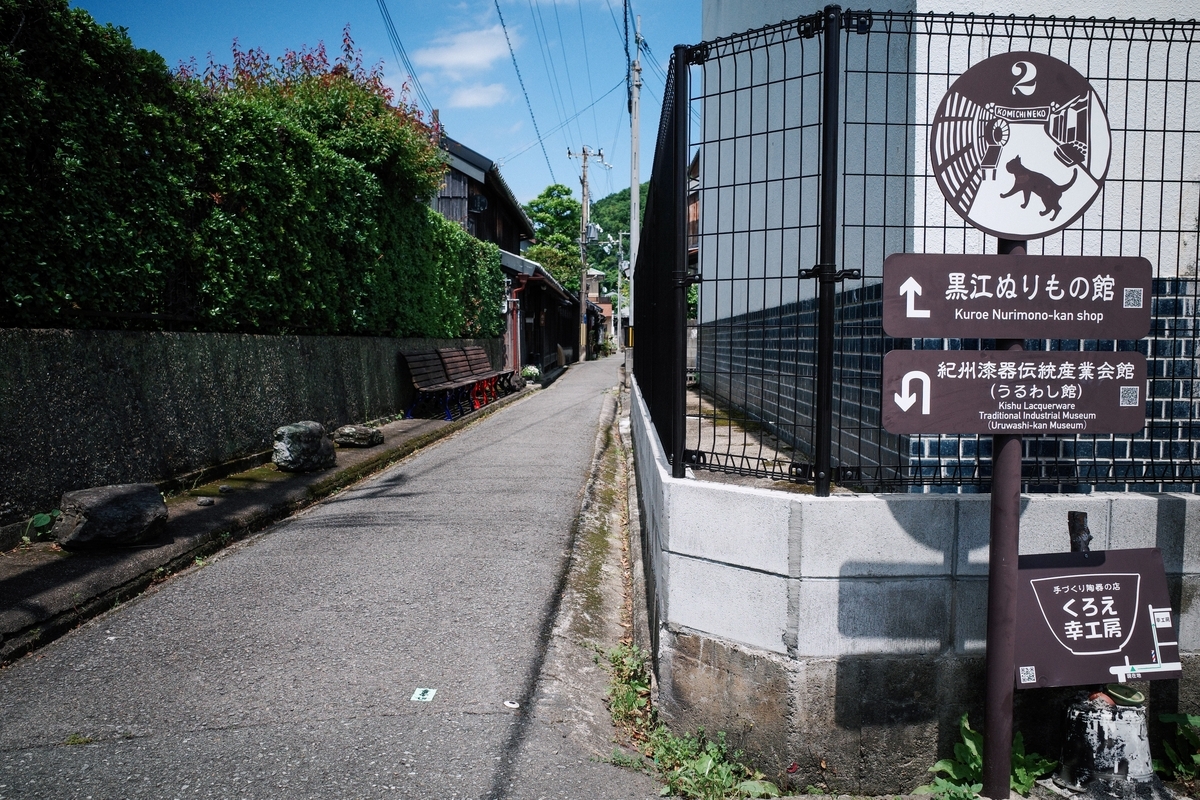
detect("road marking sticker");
top-left (411, 688), bottom-right (436, 702)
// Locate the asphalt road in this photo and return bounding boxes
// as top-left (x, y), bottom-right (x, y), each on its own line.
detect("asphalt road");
top-left (0, 357), bottom-right (656, 800)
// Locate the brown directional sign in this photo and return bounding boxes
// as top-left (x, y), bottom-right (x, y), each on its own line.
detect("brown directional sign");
top-left (1014, 548), bottom-right (1180, 689)
top-left (882, 349), bottom-right (1147, 434)
top-left (882, 254), bottom-right (1152, 339)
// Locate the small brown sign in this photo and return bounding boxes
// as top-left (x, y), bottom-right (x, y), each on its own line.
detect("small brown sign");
top-left (1014, 549), bottom-right (1180, 689)
top-left (882, 350), bottom-right (1147, 434)
top-left (882, 254), bottom-right (1151, 340)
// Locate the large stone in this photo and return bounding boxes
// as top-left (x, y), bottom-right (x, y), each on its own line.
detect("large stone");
top-left (52, 483), bottom-right (168, 550)
top-left (332, 424), bottom-right (384, 448)
top-left (272, 421), bottom-right (336, 472)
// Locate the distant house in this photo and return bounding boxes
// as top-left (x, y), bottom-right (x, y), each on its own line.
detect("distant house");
top-left (434, 134), bottom-right (583, 371)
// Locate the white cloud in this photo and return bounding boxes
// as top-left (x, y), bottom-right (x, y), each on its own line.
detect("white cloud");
top-left (447, 83), bottom-right (510, 108)
top-left (413, 25), bottom-right (511, 80)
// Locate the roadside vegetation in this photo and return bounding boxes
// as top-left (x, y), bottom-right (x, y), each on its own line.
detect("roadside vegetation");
top-left (602, 641), bottom-right (781, 799)
top-left (1155, 712), bottom-right (1200, 791)
top-left (1, 0), bottom-right (503, 338)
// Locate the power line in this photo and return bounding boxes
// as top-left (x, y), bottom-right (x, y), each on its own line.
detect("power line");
top-left (551, 1), bottom-right (585, 148)
top-left (498, 78), bottom-right (625, 165)
top-left (574, 0), bottom-right (603, 147)
top-left (375, 0), bottom-right (434, 118)
top-left (527, 0), bottom-right (569, 141)
top-left (619, 0), bottom-right (631, 112)
top-left (494, 0), bottom-right (557, 183)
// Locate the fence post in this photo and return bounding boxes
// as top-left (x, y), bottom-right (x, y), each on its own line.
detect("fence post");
top-left (672, 45), bottom-right (690, 480)
top-left (813, 5), bottom-right (842, 497)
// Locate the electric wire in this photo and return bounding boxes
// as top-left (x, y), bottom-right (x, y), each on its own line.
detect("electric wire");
top-left (527, 0), bottom-right (570, 143)
top-left (494, 0), bottom-right (557, 183)
top-left (619, 0), bottom-right (631, 112)
top-left (498, 77), bottom-right (625, 165)
top-left (551, 0), bottom-right (586, 148)
top-left (575, 0), bottom-right (603, 147)
top-left (375, 0), bottom-right (434, 118)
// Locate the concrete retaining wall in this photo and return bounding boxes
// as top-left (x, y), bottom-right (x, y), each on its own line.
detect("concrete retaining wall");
top-left (629, 376), bottom-right (1200, 793)
top-left (0, 329), bottom-right (503, 525)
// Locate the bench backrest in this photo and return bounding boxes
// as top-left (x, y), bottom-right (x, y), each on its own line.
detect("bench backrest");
top-left (401, 351), bottom-right (449, 389)
top-left (464, 346), bottom-right (496, 376)
top-left (437, 347), bottom-right (475, 382)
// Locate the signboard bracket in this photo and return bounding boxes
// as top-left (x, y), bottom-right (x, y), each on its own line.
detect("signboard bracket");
top-left (800, 264), bottom-right (861, 281)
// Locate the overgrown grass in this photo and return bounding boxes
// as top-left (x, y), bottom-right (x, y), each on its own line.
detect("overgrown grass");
top-left (602, 642), bottom-right (780, 799)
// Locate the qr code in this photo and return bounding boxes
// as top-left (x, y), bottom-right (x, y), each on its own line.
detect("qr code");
top-left (1019, 666), bottom-right (1037, 684)
top-left (1120, 386), bottom-right (1140, 407)
top-left (1124, 287), bottom-right (1144, 309)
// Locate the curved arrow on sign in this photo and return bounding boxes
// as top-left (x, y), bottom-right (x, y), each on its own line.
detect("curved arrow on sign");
top-left (894, 370), bottom-right (931, 414)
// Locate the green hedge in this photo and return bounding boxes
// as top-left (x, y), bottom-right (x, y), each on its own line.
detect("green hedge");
top-left (0, 0), bottom-right (504, 339)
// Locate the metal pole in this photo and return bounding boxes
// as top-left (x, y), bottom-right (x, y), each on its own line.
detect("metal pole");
top-left (813, 4), bottom-right (842, 497)
top-left (579, 149), bottom-right (590, 362)
top-left (616, 237), bottom-right (624, 351)
top-left (629, 16), bottom-right (642, 340)
top-left (672, 45), bottom-right (689, 479)
top-left (982, 237), bottom-right (1026, 799)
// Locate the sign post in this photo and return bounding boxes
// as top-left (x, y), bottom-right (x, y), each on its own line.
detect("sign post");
top-left (986, 237), bottom-right (1026, 800)
top-left (885, 49), bottom-right (1139, 800)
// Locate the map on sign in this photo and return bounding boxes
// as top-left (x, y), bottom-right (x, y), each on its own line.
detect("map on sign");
top-left (882, 254), bottom-right (1151, 340)
top-left (882, 350), bottom-right (1147, 435)
top-left (1015, 549), bottom-right (1181, 689)
top-left (930, 52), bottom-right (1111, 240)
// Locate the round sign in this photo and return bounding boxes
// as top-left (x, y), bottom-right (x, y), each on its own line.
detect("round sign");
top-left (930, 52), bottom-right (1111, 240)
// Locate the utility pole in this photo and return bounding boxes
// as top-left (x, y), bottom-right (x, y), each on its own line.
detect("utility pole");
top-left (627, 15), bottom-right (642, 344)
top-left (603, 232), bottom-right (629, 351)
top-left (568, 146), bottom-right (608, 361)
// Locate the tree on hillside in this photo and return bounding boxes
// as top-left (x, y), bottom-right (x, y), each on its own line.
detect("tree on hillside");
top-left (523, 184), bottom-right (581, 253)
top-left (585, 182), bottom-right (648, 295)
top-left (522, 181), bottom-right (649, 299)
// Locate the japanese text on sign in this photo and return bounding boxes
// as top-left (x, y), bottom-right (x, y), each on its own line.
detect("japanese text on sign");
top-left (882, 350), bottom-right (1147, 435)
top-left (881, 254), bottom-right (1151, 340)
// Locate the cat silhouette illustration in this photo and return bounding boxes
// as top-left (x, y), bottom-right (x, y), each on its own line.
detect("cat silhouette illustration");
top-left (998, 156), bottom-right (1078, 220)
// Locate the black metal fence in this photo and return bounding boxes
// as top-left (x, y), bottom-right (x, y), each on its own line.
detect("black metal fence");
top-left (632, 8), bottom-right (1200, 493)
top-left (633, 47), bottom-right (690, 479)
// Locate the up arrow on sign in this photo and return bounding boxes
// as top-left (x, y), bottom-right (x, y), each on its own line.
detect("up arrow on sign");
top-left (894, 370), bottom-right (931, 414)
top-left (899, 276), bottom-right (930, 318)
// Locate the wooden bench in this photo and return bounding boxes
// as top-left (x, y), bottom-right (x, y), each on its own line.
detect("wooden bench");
top-left (401, 347), bottom-right (515, 420)
top-left (463, 345), bottom-right (514, 403)
top-left (400, 351), bottom-right (476, 421)
top-left (436, 347), bottom-right (506, 411)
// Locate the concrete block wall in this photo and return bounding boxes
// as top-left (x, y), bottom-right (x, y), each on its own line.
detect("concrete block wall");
top-left (630, 376), bottom-right (1200, 793)
top-left (0, 329), bottom-right (505, 525)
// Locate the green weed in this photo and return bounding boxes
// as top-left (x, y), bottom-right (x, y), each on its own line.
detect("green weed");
top-left (1155, 713), bottom-right (1200, 785)
top-left (915, 713), bottom-right (1054, 799)
top-left (24, 509), bottom-right (60, 541)
top-left (602, 642), bottom-right (780, 799)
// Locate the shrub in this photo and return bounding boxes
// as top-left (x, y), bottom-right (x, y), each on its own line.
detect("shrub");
top-left (1, 4), bottom-right (505, 340)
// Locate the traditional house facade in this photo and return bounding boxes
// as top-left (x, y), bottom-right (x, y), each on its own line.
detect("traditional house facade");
top-left (434, 135), bottom-right (582, 372)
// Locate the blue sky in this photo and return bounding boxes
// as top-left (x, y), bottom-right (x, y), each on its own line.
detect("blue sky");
top-left (71, 0), bottom-right (700, 206)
